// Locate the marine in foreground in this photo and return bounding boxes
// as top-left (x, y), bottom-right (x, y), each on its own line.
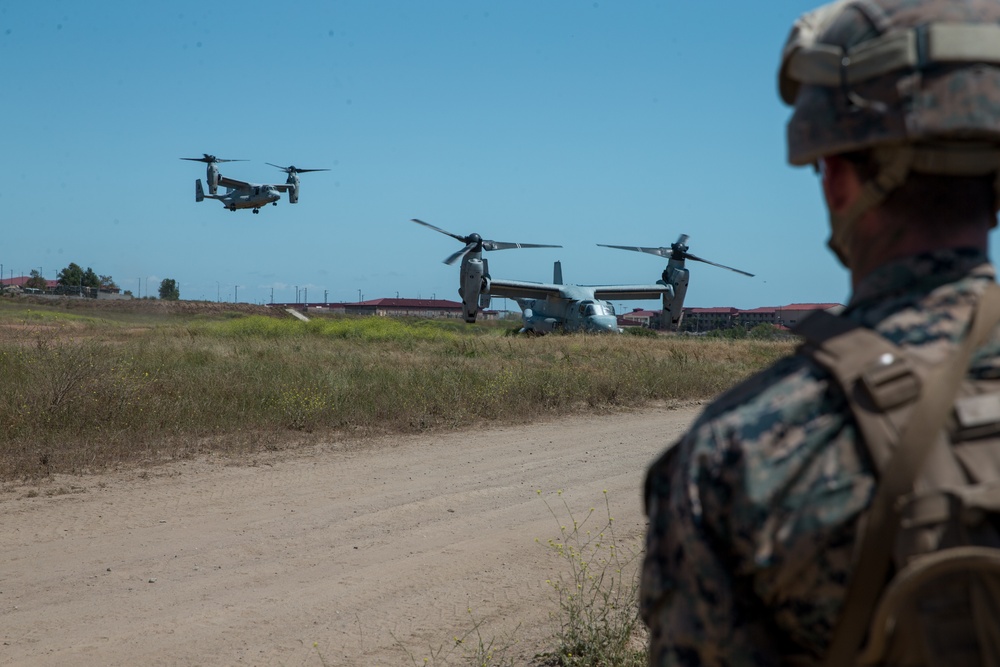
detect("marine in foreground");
top-left (642, 1), bottom-right (1000, 665)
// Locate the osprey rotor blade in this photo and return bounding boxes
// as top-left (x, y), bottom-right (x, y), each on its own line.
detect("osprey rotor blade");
top-left (267, 163), bottom-right (331, 174)
top-left (411, 218), bottom-right (468, 243)
top-left (600, 237), bottom-right (754, 277)
top-left (483, 241), bottom-right (562, 252)
top-left (597, 244), bottom-right (671, 258)
top-left (682, 252), bottom-right (755, 277)
top-left (413, 219), bottom-right (559, 265)
top-left (444, 242), bottom-right (478, 266)
top-left (180, 155), bottom-right (246, 164)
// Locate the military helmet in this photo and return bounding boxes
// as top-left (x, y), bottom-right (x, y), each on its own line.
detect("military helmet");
top-left (780, 0), bottom-right (1000, 266)
top-left (780, 0), bottom-right (1000, 170)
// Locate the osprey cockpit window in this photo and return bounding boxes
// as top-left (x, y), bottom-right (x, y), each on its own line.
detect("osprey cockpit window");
top-left (582, 302), bottom-right (610, 317)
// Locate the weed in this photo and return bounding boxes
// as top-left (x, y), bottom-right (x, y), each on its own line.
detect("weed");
top-left (393, 608), bottom-right (521, 667)
top-left (394, 490), bottom-right (649, 666)
top-left (534, 490), bottom-right (646, 667)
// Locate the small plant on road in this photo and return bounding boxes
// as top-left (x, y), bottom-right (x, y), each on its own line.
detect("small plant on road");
top-left (393, 608), bottom-right (520, 667)
top-left (534, 490), bottom-right (646, 667)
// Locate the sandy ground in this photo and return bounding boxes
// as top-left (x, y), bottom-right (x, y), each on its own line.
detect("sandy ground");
top-left (0, 405), bottom-right (700, 667)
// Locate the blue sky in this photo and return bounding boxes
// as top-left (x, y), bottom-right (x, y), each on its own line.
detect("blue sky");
top-left (1, 1), bottom-right (890, 309)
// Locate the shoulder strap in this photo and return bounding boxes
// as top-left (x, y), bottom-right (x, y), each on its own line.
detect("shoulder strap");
top-left (795, 312), bottom-right (923, 471)
top-left (821, 283), bottom-right (1000, 667)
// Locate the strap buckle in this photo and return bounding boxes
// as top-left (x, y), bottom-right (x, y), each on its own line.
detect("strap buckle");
top-left (860, 352), bottom-right (921, 411)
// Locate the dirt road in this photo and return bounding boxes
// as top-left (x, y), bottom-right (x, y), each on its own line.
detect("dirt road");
top-left (0, 405), bottom-right (699, 666)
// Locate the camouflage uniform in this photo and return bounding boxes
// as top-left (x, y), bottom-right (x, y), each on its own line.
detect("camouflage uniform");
top-left (639, 0), bottom-right (1000, 661)
top-left (640, 247), bottom-right (1000, 666)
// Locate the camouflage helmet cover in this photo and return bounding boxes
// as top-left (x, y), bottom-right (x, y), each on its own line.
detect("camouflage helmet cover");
top-left (780, 0), bottom-right (1000, 168)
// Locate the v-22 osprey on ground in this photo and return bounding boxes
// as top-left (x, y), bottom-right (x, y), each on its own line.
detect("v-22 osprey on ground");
top-left (489, 260), bottom-right (670, 333)
top-left (413, 219), bottom-right (754, 333)
top-left (412, 219), bottom-right (672, 333)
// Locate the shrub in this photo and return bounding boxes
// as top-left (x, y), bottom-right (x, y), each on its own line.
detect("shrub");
top-left (534, 490), bottom-right (646, 667)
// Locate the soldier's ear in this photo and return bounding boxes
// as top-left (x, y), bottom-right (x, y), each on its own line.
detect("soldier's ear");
top-left (820, 155), bottom-right (863, 215)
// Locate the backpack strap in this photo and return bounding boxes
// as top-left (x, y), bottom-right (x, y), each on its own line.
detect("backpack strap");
top-left (795, 312), bottom-right (924, 471)
top-left (820, 283), bottom-right (1000, 667)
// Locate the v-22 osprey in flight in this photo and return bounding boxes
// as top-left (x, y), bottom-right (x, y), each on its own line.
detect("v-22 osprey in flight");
top-left (182, 154), bottom-right (328, 214)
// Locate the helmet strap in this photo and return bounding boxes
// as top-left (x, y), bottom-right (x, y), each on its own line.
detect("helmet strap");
top-left (827, 147), bottom-right (915, 267)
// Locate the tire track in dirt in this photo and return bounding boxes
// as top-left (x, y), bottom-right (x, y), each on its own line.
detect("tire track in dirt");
top-left (0, 405), bottom-right (698, 666)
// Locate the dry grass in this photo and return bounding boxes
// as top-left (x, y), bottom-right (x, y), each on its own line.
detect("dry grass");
top-left (0, 299), bottom-right (793, 480)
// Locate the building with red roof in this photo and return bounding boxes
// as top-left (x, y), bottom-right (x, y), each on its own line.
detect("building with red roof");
top-left (681, 307), bottom-right (740, 331)
top-left (680, 303), bottom-right (843, 331)
top-left (618, 308), bottom-right (661, 329)
top-left (0, 276), bottom-right (59, 290)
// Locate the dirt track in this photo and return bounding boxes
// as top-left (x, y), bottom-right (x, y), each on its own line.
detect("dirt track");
top-left (0, 405), bottom-right (699, 666)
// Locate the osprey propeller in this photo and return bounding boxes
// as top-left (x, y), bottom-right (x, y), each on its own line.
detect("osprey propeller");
top-left (180, 154), bottom-right (246, 165)
top-left (412, 219), bottom-right (562, 265)
top-left (598, 234), bottom-right (754, 277)
top-left (266, 163), bottom-right (330, 176)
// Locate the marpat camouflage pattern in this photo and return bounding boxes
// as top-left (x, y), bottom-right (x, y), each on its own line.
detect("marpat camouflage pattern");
top-left (641, 248), bottom-right (1000, 666)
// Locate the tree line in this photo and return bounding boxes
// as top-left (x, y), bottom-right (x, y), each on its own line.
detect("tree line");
top-left (21, 263), bottom-right (179, 300)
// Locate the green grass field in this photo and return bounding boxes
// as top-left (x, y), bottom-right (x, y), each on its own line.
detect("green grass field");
top-left (0, 299), bottom-right (792, 480)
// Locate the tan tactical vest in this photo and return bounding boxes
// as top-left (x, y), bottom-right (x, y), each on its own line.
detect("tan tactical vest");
top-left (794, 283), bottom-right (1000, 666)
